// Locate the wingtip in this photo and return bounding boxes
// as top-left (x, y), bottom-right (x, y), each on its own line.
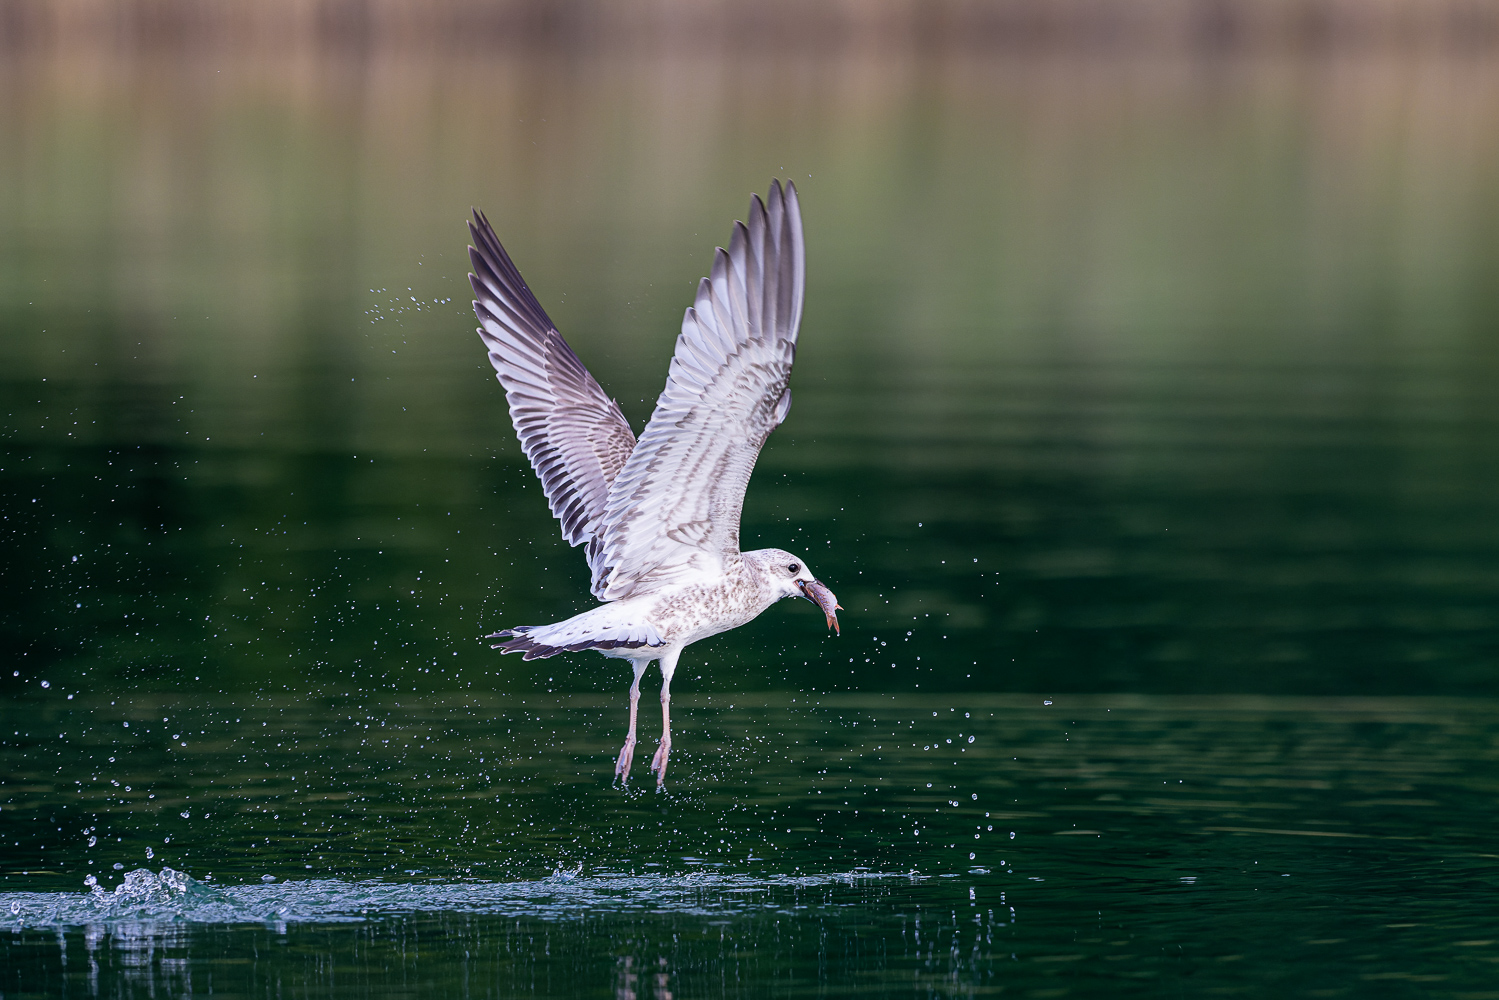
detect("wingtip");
top-left (747, 191), bottom-right (769, 230)
top-left (468, 208), bottom-right (489, 242)
top-left (767, 177), bottom-right (799, 206)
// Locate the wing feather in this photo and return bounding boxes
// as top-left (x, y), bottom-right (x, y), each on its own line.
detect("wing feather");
top-left (593, 181), bottom-right (805, 600)
top-left (468, 210), bottom-right (637, 599)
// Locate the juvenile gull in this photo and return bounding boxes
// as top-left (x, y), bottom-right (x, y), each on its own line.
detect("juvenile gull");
top-left (468, 180), bottom-right (840, 788)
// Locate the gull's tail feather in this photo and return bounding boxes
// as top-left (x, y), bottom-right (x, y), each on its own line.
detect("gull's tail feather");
top-left (485, 627), bottom-right (659, 660)
top-left (484, 606), bottom-right (665, 661)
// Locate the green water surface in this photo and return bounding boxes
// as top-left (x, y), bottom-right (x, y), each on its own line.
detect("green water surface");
top-left (3, 46), bottom-right (1499, 998)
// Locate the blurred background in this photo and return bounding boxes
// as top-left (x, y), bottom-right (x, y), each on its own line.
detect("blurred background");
top-left (4, 0), bottom-right (1499, 701)
top-left (4, 6), bottom-right (1499, 995)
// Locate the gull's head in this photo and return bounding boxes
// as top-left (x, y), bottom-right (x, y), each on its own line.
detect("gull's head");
top-left (747, 548), bottom-right (841, 635)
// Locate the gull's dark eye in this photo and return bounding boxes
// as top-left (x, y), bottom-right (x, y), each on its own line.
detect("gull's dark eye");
top-left (787, 563), bottom-right (800, 574)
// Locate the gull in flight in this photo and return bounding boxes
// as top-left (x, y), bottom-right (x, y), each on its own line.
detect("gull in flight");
top-left (468, 180), bottom-right (841, 788)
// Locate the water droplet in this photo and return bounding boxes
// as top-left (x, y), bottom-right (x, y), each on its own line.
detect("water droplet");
top-left (144, 847), bottom-right (154, 859)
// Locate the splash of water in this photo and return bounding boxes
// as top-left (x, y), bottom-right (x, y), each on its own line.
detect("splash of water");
top-left (5, 868), bottom-right (249, 928)
top-left (1, 868), bottom-right (905, 929)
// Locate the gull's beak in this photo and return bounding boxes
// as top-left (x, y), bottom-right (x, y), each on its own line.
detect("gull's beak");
top-left (797, 579), bottom-right (842, 635)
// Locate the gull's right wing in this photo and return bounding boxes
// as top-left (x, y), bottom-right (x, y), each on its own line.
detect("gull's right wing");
top-left (468, 211), bottom-right (638, 598)
top-left (593, 181), bottom-right (805, 601)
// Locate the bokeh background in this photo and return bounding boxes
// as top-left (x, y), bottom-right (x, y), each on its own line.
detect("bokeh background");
top-left (5, 0), bottom-right (1499, 702)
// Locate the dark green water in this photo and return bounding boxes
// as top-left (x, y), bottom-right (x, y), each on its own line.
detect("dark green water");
top-left (4, 48), bottom-right (1499, 998)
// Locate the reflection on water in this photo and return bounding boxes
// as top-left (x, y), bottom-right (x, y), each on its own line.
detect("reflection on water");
top-left (4, 693), bottom-right (1499, 994)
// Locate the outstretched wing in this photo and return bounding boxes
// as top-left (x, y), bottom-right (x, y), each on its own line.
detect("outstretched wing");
top-left (468, 210), bottom-right (638, 599)
top-left (593, 180), bottom-right (805, 601)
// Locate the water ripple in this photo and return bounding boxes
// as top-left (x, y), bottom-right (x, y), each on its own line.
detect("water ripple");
top-left (2, 866), bottom-right (910, 930)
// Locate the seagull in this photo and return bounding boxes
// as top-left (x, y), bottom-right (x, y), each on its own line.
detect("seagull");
top-left (468, 180), bottom-right (841, 789)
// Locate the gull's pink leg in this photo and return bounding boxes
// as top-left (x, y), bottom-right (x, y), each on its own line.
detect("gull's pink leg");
top-left (650, 691), bottom-right (672, 785)
top-left (615, 659), bottom-right (651, 783)
top-left (650, 648), bottom-right (681, 788)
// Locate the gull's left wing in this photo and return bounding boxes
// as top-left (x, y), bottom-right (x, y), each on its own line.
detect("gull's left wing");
top-left (469, 211), bottom-right (638, 598)
top-left (593, 180), bottom-right (805, 601)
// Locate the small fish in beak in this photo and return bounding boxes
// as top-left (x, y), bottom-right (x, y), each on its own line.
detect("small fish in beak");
top-left (798, 579), bottom-right (842, 635)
